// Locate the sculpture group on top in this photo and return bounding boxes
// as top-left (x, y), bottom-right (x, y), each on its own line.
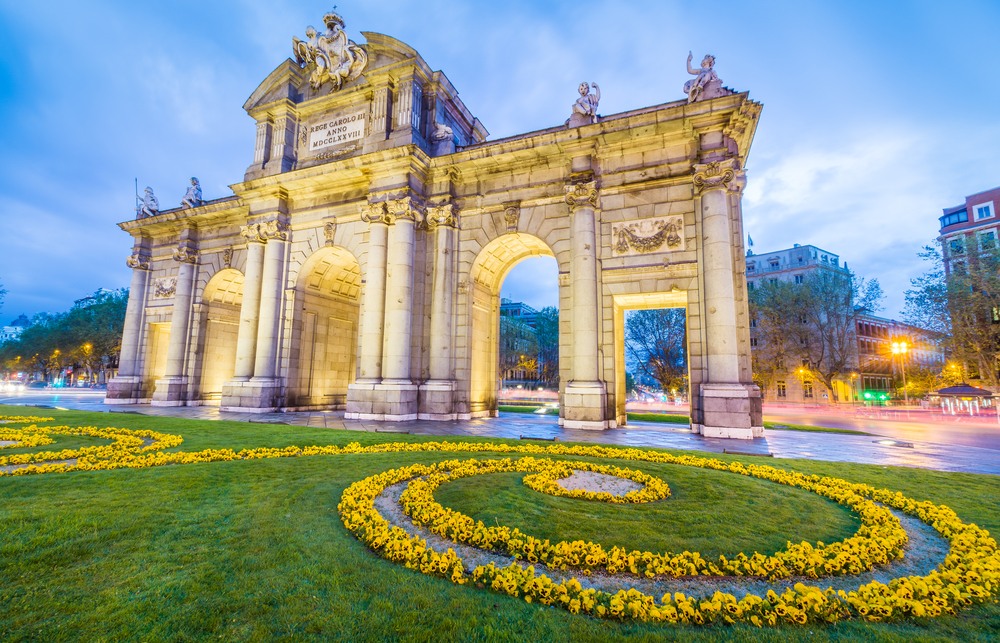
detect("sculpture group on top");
top-left (684, 52), bottom-right (723, 103)
top-left (568, 82), bottom-right (600, 127)
top-left (133, 177), bottom-right (206, 219)
top-left (293, 11), bottom-right (369, 92)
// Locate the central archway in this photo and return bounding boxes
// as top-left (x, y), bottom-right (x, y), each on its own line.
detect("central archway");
top-left (466, 233), bottom-right (559, 417)
top-left (286, 246), bottom-right (362, 409)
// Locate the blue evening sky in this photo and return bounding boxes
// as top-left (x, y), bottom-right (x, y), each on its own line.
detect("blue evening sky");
top-left (1, 0), bottom-right (998, 321)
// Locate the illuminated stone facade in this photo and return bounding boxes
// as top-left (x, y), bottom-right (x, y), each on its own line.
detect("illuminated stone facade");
top-left (106, 21), bottom-right (764, 437)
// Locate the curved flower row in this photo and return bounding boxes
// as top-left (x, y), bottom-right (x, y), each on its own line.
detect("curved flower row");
top-left (521, 459), bottom-right (671, 503)
top-left (0, 422), bottom-right (183, 468)
top-left (398, 456), bottom-right (904, 580)
top-left (0, 415), bottom-right (55, 424)
top-left (339, 451), bottom-right (1000, 625)
top-left (2, 421), bottom-right (998, 625)
top-left (0, 429), bottom-right (55, 450)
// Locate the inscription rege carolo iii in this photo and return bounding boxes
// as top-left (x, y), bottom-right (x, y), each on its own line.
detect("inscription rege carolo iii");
top-left (612, 216), bottom-right (685, 256)
top-left (309, 112), bottom-right (366, 151)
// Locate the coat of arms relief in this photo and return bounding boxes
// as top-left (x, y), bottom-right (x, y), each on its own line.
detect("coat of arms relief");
top-left (293, 11), bottom-right (369, 92)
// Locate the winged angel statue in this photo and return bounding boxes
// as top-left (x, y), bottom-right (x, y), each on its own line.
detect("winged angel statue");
top-left (293, 10), bottom-right (369, 92)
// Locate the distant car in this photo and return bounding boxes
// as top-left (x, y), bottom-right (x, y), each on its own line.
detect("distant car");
top-left (26, 381), bottom-right (48, 389)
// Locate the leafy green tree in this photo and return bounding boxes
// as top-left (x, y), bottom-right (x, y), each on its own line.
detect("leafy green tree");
top-left (533, 307), bottom-right (560, 387)
top-left (0, 289), bottom-right (128, 383)
top-left (750, 269), bottom-right (882, 401)
top-left (625, 309), bottom-right (687, 392)
top-left (906, 244), bottom-right (1000, 387)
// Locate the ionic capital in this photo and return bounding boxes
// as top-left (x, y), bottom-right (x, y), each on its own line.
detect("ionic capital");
top-left (693, 158), bottom-right (740, 194)
top-left (240, 223), bottom-right (267, 244)
top-left (386, 196), bottom-right (424, 224)
top-left (172, 245), bottom-right (199, 264)
top-left (361, 202), bottom-right (390, 225)
top-left (426, 204), bottom-right (458, 229)
top-left (125, 252), bottom-right (150, 270)
top-left (564, 181), bottom-right (598, 212)
top-left (259, 220), bottom-right (289, 241)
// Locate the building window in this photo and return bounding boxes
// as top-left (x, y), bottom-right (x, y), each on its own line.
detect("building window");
top-left (950, 238), bottom-right (964, 255)
top-left (953, 260), bottom-right (966, 275)
top-left (769, 260), bottom-right (779, 269)
top-left (974, 201), bottom-right (994, 220)
top-left (747, 263), bottom-right (756, 273)
top-left (794, 274), bottom-right (803, 284)
top-left (940, 209), bottom-right (969, 227)
top-left (981, 231), bottom-right (996, 250)
top-left (992, 307), bottom-right (1000, 324)
top-left (747, 281), bottom-right (754, 290)
top-left (750, 318), bottom-right (758, 328)
top-left (776, 381), bottom-right (786, 398)
top-left (803, 381), bottom-right (814, 398)
top-left (750, 337), bottom-right (758, 347)
top-left (769, 279), bottom-right (778, 284)
top-left (799, 314), bottom-right (808, 323)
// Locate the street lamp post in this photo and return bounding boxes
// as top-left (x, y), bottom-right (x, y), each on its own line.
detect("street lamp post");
top-left (891, 341), bottom-right (909, 412)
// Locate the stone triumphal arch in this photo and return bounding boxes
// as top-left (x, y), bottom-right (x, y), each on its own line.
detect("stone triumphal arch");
top-left (106, 12), bottom-right (764, 438)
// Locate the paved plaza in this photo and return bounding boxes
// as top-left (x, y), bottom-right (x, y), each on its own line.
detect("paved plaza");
top-left (3, 391), bottom-right (998, 476)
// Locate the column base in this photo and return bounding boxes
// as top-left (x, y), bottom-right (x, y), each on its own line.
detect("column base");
top-left (151, 377), bottom-right (188, 407)
top-left (104, 376), bottom-right (144, 405)
top-left (418, 380), bottom-right (458, 420)
top-left (345, 381), bottom-right (419, 421)
top-left (560, 381), bottom-right (615, 430)
top-left (694, 383), bottom-right (764, 440)
top-left (220, 378), bottom-right (282, 412)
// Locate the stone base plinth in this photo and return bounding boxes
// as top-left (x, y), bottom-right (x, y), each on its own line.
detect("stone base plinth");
top-left (151, 377), bottom-right (188, 407)
top-left (694, 383), bottom-right (764, 439)
top-left (104, 376), bottom-right (144, 405)
top-left (560, 381), bottom-right (614, 430)
top-left (346, 381), bottom-right (419, 421)
top-left (220, 378), bottom-right (282, 412)
top-left (418, 380), bottom-right (457, 420)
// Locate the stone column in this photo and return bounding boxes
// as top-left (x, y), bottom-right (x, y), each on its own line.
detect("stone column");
top-left (250, 221), bottom-right (289, 384)
top-left (382, 197), bottom-right (420, 383)
top-left (562, 181), bottom-right (609, 429)
top-left (105, 248), bottom-right (151, 404)
top-left (693, 158), bottom-right (762, 439)
top-left (419, 204), bottom-right (458, 420)
top-left (232, 226), bottom-right (267, 380)
top-left (151, 238), bottom-right (199, 406)
top-left (357, 203), bottom-right (390, 381)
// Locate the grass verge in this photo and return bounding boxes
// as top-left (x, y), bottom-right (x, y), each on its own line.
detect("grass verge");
top-left (0, 405), bottom-right (997, 642)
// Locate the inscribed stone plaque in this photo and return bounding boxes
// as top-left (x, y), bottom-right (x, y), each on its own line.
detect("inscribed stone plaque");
top-left (309, 112), bottom-right (366, 151)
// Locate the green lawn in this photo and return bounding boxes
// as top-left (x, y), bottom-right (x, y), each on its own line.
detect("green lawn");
top-left (1, 405), bottom-right (998, 642)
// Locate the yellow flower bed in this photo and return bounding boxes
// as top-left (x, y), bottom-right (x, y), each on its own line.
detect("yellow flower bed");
top-left (521, 459), bottom-right (670, 503)
top-left (1, 417), bottom-right (997, 626)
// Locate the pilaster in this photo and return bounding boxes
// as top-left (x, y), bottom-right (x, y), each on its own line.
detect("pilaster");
top-left (105, 242), bottom-right (151, 404)
top-left (151, 231), bottom-right (199, 406)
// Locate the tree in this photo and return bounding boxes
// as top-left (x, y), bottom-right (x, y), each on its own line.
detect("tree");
top-left (0, 289), bottom-right (128, 383)
top-left (750, 269), bottom-right (882, 401)
top-left (624, 308), bottom-right (687, 392)
top-left (534, 306), bottom-right (560, 386)
top-left (747, 279), bottom-right (809, 395)
top-left (906, 244), bottom-right (1000, 387)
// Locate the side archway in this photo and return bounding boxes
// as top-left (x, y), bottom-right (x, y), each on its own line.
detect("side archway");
top-left (195, 268), bottom-right (244, 402)
top-left (286, 246), bottom-right (362, 409)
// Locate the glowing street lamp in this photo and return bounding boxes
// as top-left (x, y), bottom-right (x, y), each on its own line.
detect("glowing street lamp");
top-left (890, 341), bottom-right (909, 407)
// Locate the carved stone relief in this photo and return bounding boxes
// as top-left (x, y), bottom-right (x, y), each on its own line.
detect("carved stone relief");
top-left (612, 216), bottom-right (685, 256)
top-left (503, 201), bottom-right (520, 233)
top-left (222, 247), bottom-right (233, 268)
top-left (153, 278), bottom-right (177, 299)
top-left (324, 220), bottom-right (337, 246)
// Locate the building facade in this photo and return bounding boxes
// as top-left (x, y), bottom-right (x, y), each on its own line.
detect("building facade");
top-left (939, 185), bottom-right (1000, 276)
top-left (106, 13), bottom-right (764, 436)
top-left (747, 244), bottom-right (944, 403)
top-left (0, 314), bottom-right (30, 343)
